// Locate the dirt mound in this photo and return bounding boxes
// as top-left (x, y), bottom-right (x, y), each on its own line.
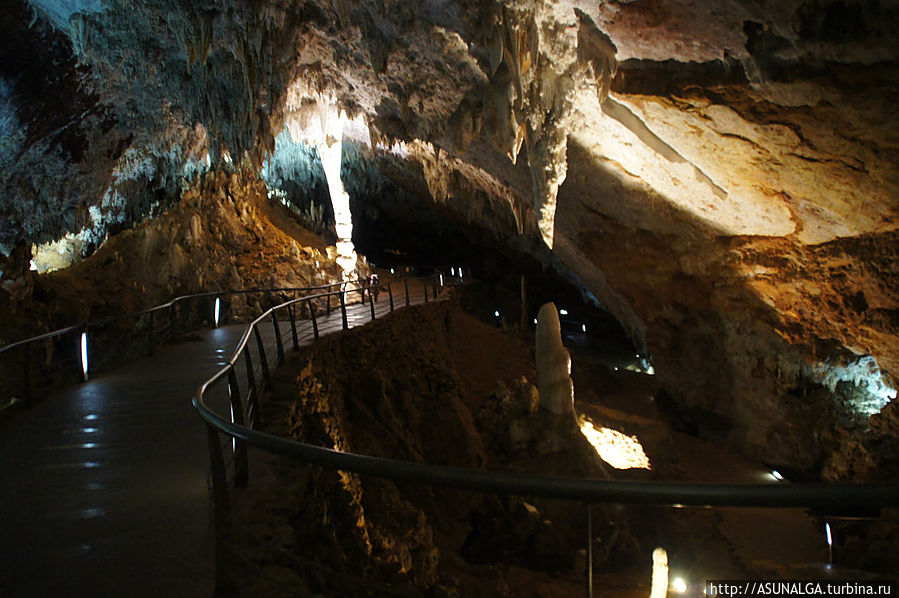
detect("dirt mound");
top-left (239, 302), bottom-right (635, 597)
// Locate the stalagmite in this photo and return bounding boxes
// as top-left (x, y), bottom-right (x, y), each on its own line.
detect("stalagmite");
top-left (535, 302), bottom-right (574, 416)
top-left (649, 548), bottom-right (669, 598)
top-left (318, 130), bottom-right (358, 280)
top-left (284, 96), bottom-right (359, 280)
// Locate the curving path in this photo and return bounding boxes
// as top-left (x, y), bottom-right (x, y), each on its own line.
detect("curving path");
top-left (0, 280), bottom-right (433, 598)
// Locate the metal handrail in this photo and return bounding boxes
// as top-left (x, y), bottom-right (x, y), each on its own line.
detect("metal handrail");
top-left (0, 280), bottom-right (354, 354)
top-left (192, 271), bottom-right (899, 594)
top-left (0, 278), bottom-right (375, 408)
top-left (192, 399), bottom-right (899, 508)
top-left (194, 273), bottom-right (899, 509)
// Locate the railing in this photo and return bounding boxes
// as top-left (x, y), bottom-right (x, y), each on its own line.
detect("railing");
top-left (193, 272), bottom-right (899, 596)
top-left (0, 278), bottom-right (386, 409)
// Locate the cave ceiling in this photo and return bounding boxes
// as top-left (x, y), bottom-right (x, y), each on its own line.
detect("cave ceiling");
top-left (1, 0), bottom-right (898, 466)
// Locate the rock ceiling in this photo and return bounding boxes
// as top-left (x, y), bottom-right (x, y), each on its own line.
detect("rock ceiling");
top-left (1, 0), bottom-right (897, 471)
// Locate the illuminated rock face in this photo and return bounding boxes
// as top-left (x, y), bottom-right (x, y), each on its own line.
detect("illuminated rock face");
top-left (1, 0), bottom-right (897, 472)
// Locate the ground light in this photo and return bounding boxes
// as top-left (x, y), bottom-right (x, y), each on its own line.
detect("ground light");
top-left (80, 331), bottom-right (89, 382)
top-left (671, 577), bottom-right (687, 593)
top-left (825, 522), bottom-right (833, 565)
top-left (213, 297), bottom-right (221, 327)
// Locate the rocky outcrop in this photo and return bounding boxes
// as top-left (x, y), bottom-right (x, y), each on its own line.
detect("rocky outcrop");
top-left (0, 169), bottom-right (339, 341)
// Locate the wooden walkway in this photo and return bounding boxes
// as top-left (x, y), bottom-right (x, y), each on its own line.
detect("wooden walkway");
top-left (0, 280), bottom-right (434, 597)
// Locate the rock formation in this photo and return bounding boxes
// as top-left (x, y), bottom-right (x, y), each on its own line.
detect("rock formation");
top-left (535, 301), bottom-right (574, 416)
top-left (1, 0), bottom-right (897, 474)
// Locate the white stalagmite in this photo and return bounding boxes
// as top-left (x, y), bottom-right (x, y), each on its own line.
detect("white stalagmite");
top-left (535, 302), bottom-right (574, 416)
top-left (284, 95), bottom-right (359, 280)
top-left (318, 133), bottom-right (357, 279)
top-left (649, 548), bottom-right (669, 598)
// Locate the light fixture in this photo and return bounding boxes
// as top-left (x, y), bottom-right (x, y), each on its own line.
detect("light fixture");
top-left (672, 577), bottom-right (687, 593)
top-left (771, 470), bottom-right (784, 481)
top-left (213, 297), bottom-right (221, 327)
top-left (825, 522), bottom-right (833, 565)
top-left (80, 331), bottom-right (89, 382)
top-left (390, 268), bottom-right (395, 274)
top-left (581, 324), bottom-right (587, 332)
top-left (559, 309), bottom-right (569, 315)
top-left (533, 318), bottom-right (538, 324)
top-left (439, 274), bottom-right (444, 286)
top-left (451, 267), bottom-right (455, 275)
top-left (494, 310), bottom-right (500, 317)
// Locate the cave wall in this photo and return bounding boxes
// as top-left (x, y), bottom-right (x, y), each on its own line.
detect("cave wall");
top-left (1, 0), bottom-right (897, 474)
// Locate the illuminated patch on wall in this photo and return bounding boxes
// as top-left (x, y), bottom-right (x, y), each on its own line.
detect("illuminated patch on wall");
top-left (578, 417), bottom-right (651, 470)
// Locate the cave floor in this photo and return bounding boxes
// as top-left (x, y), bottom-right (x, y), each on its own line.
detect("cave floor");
top-left (0, 278), bottom-right (435, 597)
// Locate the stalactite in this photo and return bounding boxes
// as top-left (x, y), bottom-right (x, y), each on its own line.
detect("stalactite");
top-left (575, 9), bottom-right (617, 103)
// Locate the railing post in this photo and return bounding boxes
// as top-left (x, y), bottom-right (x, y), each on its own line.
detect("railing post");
top-left (271, 313), bottom-right (284, 365)
top-left (327, 294), bottom-right (332, 316)
top-left (433, 275), bottom-right (438, 298)
top-left (404, 279), bottom-right (410, 307)
top-left (339, 291), bottom-right (348, 330)
top-left (205, 423), bottom-right (233, 595)
top-left (288, 303), bottom-right (299, 351)
top-left (586, 504), bottom-right (593, 598)
top-left (147, 310), bottom-right (155, 355)
top-left (253, 326), bottom-right (271, 389)
top-left (360, 282), bottom-right (366, 305)
top-left (368, 288), bottom-right (376, 321)
top-left (308, 299), bottom-right (319, 340)
top-left (423, 278), bottom-right (429, 303)
top-left (244, 347), bottom-right (257, 400)
top-left (388, 283), bottom-right (394, 312)
top-left (227, 366), bottom-right (249, 487)
top-left (22, 343), bottom-right (32, 408)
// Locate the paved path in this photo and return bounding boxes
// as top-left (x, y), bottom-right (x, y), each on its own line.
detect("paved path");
top-left (0, 278), bottom-right (437, 597)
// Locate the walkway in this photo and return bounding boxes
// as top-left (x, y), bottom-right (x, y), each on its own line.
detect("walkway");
top-left (0, 279), bottom-right (433, 597)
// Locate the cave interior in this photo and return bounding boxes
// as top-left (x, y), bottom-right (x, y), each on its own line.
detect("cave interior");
top-left (1, 0), bottom-right (898, 594)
